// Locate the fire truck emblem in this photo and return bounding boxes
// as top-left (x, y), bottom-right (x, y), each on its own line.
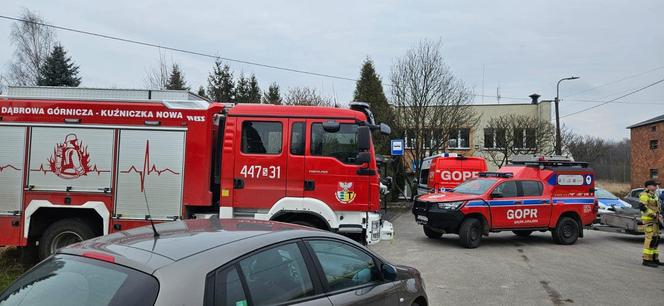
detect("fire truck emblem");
top-left (47, 133), bottom-right (92, 179)
top-left (335, 182), bottom-right (356, 204)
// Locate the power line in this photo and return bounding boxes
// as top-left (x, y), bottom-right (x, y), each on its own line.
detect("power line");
top-left (566, 65), bottom-right (664, 97)
top-left (472, 93), bottom-right (662, 105)
top-left (0, 14), bottom-right (359, 83)
top-left (561, 77), bottom-right (664, 118)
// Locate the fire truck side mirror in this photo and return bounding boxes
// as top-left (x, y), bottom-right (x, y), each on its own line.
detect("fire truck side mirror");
top-left (491, 191), bottom-right (503, 199)
top-left (356, 151), bottom-right (371, 165)
top-left (322, 121), bottom-right (340, 133)
top-left (379, 123), bottom-right (391, 135)
top-left (358, 126), bottom-right (371, 151)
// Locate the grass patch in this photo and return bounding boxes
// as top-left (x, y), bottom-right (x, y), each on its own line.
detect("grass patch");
top-left (0, 247), bottom-right (27, 292)
top-left (597, 180), bottom-right (631, 197)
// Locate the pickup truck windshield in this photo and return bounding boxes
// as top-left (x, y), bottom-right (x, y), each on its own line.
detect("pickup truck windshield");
top-left (453, 179), bottom-right (496, 195)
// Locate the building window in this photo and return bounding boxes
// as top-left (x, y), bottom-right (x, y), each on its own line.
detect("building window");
top-left (404, 129), bottom-right (415, 149)
top-left (652, 126), bottom-right (657, 132)
top-left (448, 128), bottom-right (470, 149)
top-left (513, 128), bottom-right (537, 149)
top-left (650, 140), bottom-right (658, 150)
top-left (650, 169), bottom-right (659, 180)
top-left (483, 128), bottom-right (494, 149)
top-left (484, 128), bottom-right (507, 149)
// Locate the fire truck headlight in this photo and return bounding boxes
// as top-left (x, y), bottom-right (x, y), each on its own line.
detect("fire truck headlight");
top-left (437, 201), bottom-right (464, 210)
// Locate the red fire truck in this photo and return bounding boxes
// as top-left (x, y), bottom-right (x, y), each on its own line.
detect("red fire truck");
top-left (412, 156), bottom-right (597, 248)
top-left (0, 86), bottom-right (393, 260)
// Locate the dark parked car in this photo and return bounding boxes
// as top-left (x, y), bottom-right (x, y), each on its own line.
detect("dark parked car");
top-left (624, 188), bottom-right (662, 209)
top-left (0, 219), bottom-right (427, 306)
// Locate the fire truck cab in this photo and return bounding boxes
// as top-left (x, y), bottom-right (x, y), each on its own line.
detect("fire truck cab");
top-left (0, 86), bottom-right (393, 260)
top-left (412, 155), bottom-right (597, 248)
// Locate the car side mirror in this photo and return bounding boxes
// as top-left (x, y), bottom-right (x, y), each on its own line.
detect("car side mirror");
top-left (322, 121), bottom-right (340, 133)
top-left (379, 123), bottom-right (391, 135)
top-left (358, 126), bottom-right (371, 151)
top-left (381, 263), bottom-right (398, 282)
top-left (491, 191), bottom-right (503, 199)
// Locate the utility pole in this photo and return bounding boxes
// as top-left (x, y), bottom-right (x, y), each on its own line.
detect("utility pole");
top-left (555, 76), bottom-right (580, 155)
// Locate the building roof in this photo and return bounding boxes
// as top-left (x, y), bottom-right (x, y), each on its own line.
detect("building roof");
top-left (627, 114), bottom-right (664, 129)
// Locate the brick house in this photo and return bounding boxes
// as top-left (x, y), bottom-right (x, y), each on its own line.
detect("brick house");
top-left (628, 114), bottom-right (664, 188)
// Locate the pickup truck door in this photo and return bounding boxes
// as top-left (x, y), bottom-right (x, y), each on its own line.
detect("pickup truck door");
top-left (517, 180), bottom-right (551, 228)
top-left (489, 181), bottom-right (520, 229)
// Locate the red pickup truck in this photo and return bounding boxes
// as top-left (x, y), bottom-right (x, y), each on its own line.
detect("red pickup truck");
top-left (412, 156), bottom-right (597, 248)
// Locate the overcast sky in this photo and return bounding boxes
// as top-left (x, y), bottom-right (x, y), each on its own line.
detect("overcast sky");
top-left (1, 0), bottom-right (662, 140)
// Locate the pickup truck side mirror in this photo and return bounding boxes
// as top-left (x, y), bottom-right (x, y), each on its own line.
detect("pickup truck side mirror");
top-left (491, 191), bottom-right (503, 199)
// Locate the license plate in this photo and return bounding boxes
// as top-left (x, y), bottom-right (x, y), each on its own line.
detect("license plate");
top-left (416, 215), bottom-right (428, 222)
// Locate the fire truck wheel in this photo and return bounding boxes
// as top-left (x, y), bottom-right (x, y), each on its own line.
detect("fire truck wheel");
top-left (38, 218), bottom-right (96, 260)
top-left (459, 218), bottom-right (482, 248)
top-left (552, 217), bottom-right (580, 245)
top-left (423, 226), bottom-right (443, 239)
top-left (512, 230), bottom-right (533, 237)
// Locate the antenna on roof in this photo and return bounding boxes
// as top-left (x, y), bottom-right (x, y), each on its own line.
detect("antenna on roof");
top-left (142, 186), bottom-right (160, 238)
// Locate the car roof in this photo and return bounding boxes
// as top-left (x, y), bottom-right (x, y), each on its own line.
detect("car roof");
top-left (59, 218), bottom-right (331, 273)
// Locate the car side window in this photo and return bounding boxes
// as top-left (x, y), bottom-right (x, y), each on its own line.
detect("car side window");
top-left (308, 240), bottom-right (379, 291)
top-left (520, 181), bottom-right (543, 196)
top-left (212, 266), bottom-right (247, 306)
top-left (238, 243), bottom-right (314, 306)
top-left (494, 181), bottom-right (518, 198)
top-left (290, 122), bottom-right (305, 155)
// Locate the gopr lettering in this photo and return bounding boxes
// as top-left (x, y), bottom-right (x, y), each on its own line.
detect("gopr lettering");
top-left (441, 170), bottom-right (479, 182)
top-left (507, 209), bottom-right (538, 220)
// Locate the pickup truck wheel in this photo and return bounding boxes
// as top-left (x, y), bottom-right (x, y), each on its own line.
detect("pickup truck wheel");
top-left (459, 218), bottom-right (482, 248)
top-left (38, 218), bottom-right (95, 261)
top-left (552, 217), bottom-right (579, 245)
top-left (512, 230), bottom-right (533, 237)
top-left (423, 226), bottom-right (443, 239)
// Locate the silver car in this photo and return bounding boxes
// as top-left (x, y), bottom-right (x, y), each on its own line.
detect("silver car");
top-left (0, 219), bottom-right (427, 306)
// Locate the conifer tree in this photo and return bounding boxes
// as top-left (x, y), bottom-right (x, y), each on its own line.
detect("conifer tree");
top-left (206, 60), bottom-right (235, 102)
top-left (262, 82), bottom-right (282, 105)
top-left (165, 64), bottom-right (188, 90)
top-left (37, 44), bottom-right (81, 87)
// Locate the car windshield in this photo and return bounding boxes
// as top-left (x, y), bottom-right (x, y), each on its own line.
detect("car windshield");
top-left (452, 178), bottom-right (497, 195)
top-left (595, 188), bottom-right (618, 199)
top-left (0, 254), bottom-right (159, 306)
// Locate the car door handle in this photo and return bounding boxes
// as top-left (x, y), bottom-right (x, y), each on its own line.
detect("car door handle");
top-left (233, 178), bottom-right (244, 189)
top-left (304, 180), bottom-right (315, 191)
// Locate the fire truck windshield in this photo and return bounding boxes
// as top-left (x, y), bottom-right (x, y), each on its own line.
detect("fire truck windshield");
top-left (452, 179), bottom-right (497, 195)
top-left (311, 123), bottom-right (362, 164)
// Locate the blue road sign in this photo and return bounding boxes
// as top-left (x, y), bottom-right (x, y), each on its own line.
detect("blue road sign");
top-left (391, 139), bottom-right (404, 156)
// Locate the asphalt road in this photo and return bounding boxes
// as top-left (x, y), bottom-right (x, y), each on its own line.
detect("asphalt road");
top-left (370, 210), bottom-right (664, 306)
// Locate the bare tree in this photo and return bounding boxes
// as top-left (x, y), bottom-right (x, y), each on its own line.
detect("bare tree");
top-left (284, 87), bottom-right (332, 106)
top-left (390, 39), bottom-right (477, 194)
top-left (144, 52), bottom-right (169, 89)
top-left (483, 114), bottom-right (556, 167)
top-left (6, 9), bottom-right (56, 86)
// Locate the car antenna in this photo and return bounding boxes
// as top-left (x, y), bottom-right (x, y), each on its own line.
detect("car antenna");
top-left (142, 188), bottom-right (160, 238)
